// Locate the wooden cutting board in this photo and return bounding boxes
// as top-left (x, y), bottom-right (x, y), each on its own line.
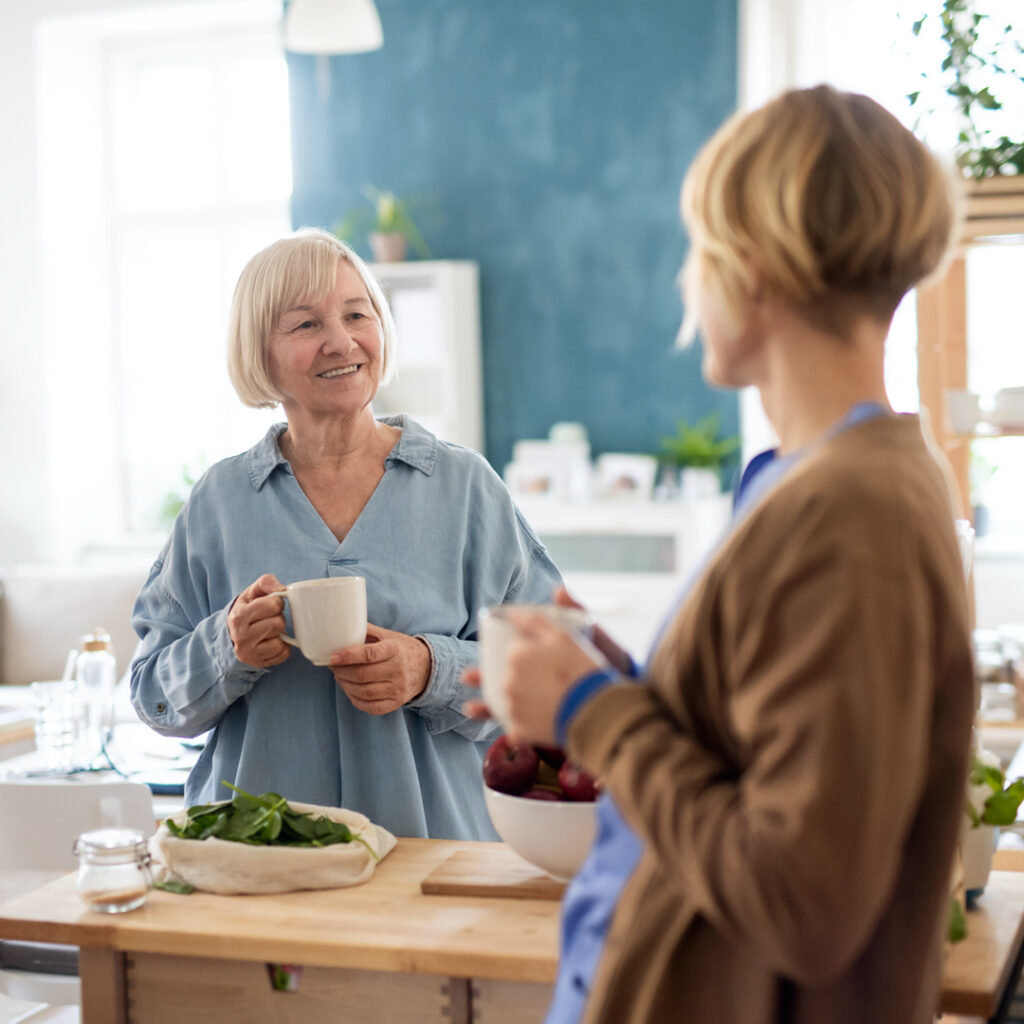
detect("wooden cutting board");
top-left (420, 847), bottom-right (566, 900)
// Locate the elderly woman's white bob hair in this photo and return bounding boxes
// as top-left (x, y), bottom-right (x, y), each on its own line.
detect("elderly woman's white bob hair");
top-left (227, 227), bottom-right (398, 409)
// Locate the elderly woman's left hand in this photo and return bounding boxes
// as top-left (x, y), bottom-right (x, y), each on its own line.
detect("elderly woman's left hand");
top-left (329, 624), bottom-right (431, 715)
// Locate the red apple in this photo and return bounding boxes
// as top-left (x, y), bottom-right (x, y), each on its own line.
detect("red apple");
top-left (521, 787), bottom-right (563, 801)
top-left (535, 746), bottom-right (566, 769)
top-left (482, 736), bottom-right (540, 795)
top-left (558, 761), bottom-right (598, 802)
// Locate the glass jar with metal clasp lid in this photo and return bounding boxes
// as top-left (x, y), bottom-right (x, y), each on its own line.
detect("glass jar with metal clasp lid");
top-left (72, 828), bottom-right (151, 913)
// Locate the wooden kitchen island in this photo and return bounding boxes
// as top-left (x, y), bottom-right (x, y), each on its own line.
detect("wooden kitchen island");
top-left (0, 839), bottom-right (559, 1023)
top-left (4, 839), bottom-right (1024, 1023)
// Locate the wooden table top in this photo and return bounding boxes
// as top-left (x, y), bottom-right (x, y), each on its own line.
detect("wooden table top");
top-left (3, 840), bottom-right (1024, 1010)
top-left (0, 838), bottom-right (560, 984)
top-left (941, 869), bottom-right (1024, 1018)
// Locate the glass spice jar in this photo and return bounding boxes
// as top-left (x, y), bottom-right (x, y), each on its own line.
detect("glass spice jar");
top-left (72, 828), bottom-right (151, 913)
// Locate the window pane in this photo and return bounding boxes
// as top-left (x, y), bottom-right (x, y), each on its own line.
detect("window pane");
top-left (885, 292), bottom-right (919, 413)
top-left (114, 61), bottom-right (218, 211)
top-left (117, 221), bottom-right (223, 461)
top-left (967, 244), bottom-right (1024, 538)
top-left (107, 27), bottom-right (291, 534)
top-left (223, 56), bottom-right (293, 201)
top-left (968, 245), bottom-right (1024, 395)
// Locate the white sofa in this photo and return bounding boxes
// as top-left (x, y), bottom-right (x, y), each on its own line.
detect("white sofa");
top-left (0, 564), bottom-right (150, 687)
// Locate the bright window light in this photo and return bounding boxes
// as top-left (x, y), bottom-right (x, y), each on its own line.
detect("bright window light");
top-left (38, 8), bottom-right (291, 558)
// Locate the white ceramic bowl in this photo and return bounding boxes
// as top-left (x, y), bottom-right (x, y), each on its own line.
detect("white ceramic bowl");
top-left (483, 784), bottom-right (597, 881)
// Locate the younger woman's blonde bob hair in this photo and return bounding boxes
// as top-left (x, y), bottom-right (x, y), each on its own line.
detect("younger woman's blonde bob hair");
top-left (680, 84), bottom-right (961, 342)
top-left (227, 228), bottom-right (398, 409)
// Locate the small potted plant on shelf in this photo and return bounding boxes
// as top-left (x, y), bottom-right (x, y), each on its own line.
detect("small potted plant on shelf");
top-left (658, 414), bottom-right (740, 500)
top-left (334, 186), bottom-right (432, 263)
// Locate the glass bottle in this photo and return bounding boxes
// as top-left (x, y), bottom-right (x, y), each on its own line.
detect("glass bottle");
top-left (75, 627), bottom-right (117, 762)
top-left (73, 828), bottom-right (150, 913)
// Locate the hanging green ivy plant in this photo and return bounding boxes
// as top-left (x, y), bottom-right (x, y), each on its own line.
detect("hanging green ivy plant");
top-left (908, 0), bottom-right (1024, 178)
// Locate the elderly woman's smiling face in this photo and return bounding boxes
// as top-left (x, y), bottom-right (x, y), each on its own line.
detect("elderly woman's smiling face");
top-left (267, 259), bottom-right (384, 421)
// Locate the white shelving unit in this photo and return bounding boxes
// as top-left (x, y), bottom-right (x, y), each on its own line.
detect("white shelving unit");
top-left (514, 496), bottom-right (733, 660)
top-left (370, 260), bottom-right (483, 454)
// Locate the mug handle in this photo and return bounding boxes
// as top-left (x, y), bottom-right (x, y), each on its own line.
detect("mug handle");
top-left (277, 592), bottom-right (300, 648)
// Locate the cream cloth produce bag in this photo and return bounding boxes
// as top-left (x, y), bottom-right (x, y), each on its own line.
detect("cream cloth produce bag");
top-left (150, 802), bottom-right (397, 895)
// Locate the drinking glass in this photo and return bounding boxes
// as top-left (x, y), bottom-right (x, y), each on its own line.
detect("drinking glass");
top-left (30, 679), bottom-right (85, 770)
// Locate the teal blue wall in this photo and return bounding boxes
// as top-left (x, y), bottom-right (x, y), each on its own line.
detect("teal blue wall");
top-left (287, 0), bottom-right (738, 473)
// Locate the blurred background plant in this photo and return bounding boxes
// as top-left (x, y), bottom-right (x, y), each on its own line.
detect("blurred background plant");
top-left (659, 413), bottom-right (740, 471)
top-left (160, 458), bottom-right (207, 530)
top-left (906, 0), bottom-right (1024, 178)
top-left (966, 752), bottom-right (1024, 830)
top-left (334, 186), bottom-right (432, 260)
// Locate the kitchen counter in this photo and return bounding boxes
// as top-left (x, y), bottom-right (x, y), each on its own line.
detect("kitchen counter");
top-left (3, 840), bottom-right (1024, 1023)
top-left (0, 838), bottom-right (559, 1024)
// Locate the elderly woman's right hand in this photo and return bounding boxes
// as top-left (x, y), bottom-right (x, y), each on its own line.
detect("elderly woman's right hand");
top-left (228, 573), bottom-right (291, 668)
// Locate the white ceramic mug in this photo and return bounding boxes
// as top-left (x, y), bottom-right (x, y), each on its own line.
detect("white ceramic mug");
top-left (992, 387), bottom-right (1024, 428)
top-left (943, 389), bottom-right (981, 435)
top-left (279, 577), bottom-right (367, 666)
top-left (477, 604), bottom-right (595, 725)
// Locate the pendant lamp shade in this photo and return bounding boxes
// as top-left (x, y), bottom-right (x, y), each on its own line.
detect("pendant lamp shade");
top-left (284, 0), bottom-right (384, 55)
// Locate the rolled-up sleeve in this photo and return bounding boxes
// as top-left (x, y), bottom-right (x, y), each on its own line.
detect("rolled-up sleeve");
top-left (130, 535), bottom-right (265, 737)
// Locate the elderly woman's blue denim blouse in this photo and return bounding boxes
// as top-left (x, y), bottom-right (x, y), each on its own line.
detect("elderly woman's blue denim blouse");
top-left (130, 416), bottom-right (562, 839)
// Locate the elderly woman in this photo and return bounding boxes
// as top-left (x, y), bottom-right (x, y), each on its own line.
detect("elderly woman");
top-left (130, 228), bottom-right (561, 839)
top-left (480, 86), bottom-right (975, 1023)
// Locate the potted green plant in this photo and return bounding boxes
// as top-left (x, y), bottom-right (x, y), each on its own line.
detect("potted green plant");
top-left (659, 414), bottom-right (740, 500)
top-left (907, 0), bottom-right (1024, 179)
top-left (334, 186), bottom-right (431, 263)
top-left (946, 745), bottom-right (1024, 945)
top-left (963, 745), bottom-right (1024, 896)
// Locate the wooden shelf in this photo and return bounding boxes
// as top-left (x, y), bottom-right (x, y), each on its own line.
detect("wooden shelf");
top-left (964, 177), bottom-right (1024, 242)
top-left (945, 426), bottom-right (1024, 446)
top-left (972, 426), bottom-right (1024, 438)
top-left (918, 177), bottom-right (1024, 526)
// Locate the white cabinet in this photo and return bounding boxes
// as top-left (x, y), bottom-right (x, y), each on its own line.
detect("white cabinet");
top-left (370, 260), bottom-right (484, 453)
top-left (515, 496), bottom-right (733, 660)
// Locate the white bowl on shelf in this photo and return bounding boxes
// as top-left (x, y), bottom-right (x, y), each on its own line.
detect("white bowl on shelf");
top-left (483, 784), bottom-right (597, 881)
top-left (989, 387), bottom-right (1024, 428)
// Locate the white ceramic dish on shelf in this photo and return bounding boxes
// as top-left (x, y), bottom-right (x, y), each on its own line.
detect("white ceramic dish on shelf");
top-left (989, 387), bottom-right (1024, 428)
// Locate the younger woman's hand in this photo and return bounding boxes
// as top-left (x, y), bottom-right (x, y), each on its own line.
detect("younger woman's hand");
top-left (462, 666), bottom-right (490, 720)
top-left (553, 586), bottom-right (633, 675)
top-left (497, 609), bottom-right (602, 747)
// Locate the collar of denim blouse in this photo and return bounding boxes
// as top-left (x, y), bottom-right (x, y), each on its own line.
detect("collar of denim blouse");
top-left (246, 414), bottom-right (438, 490)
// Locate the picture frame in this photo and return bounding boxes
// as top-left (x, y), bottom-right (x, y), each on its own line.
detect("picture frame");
top-left (595, 454), bottom-right (658, 501)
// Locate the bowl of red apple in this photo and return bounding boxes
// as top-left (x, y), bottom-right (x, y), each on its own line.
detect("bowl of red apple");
top-left (482, 735), bottom-right (599, 881)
